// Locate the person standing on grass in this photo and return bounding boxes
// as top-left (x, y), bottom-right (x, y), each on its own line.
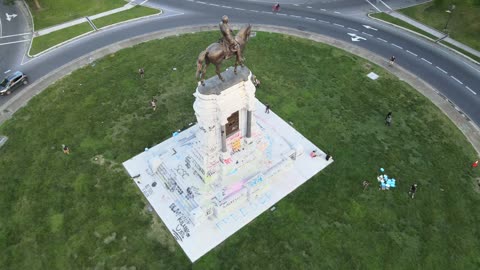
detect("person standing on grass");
top-left (265, 103), bottom-right (270, 114)
top-left (139, 68), bottom-right (145, 79)
top-left (409, 184), bottom-right (417, 199)
top-left (62, 144), bottom-right (70, 155)
top-left (362, 180), bottom-right (370, 191)
top-left (385, 112), bottom-right (392, 127)
top-left (150, 98), bottom-right (157, 111)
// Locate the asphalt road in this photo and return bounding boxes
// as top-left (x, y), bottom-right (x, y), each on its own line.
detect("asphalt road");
top-left (0, 0), bottom-right (479, 126)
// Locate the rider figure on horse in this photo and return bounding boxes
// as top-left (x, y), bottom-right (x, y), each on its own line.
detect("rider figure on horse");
top-left (219, 15), bottom-right (242, 63)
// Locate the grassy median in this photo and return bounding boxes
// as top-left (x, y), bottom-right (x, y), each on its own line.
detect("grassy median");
top-left (93, 6), bottom-right (160, 29)
top-left (29, 22), bottom-right (93, 56)
top-left (27, 0), bottom-right (125, 30)
top-left (1, 32), bottom-right (479, 269)
top-left (400, 1), bottom-right (480, 52)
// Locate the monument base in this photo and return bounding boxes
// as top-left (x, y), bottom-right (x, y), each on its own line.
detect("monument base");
top-left (123, 100), bottom-right (333, 262)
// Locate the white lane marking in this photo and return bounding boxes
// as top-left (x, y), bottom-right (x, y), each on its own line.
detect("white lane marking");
top-left (305, 17), bottom-right (316, 21)
top-left (277, 13), bottom-right (287, 16)
top-left (466, 86), bottom-right (477, 95)
top-left (197, 1), bottom-right (206, 4)
top-left (317, 19), bottom-right (329, 23)
top-left (348, 33), bottom-right (367, 41)
top-left (4, 69), bottom-right (11, 74)
top-left (379, 0), bottom-right (393, 10)
top-left (250, 10), bottom-right (259, 12)
top-left (450, 76), bottom-right (463, 85)
top-left (436, 66), bottom-right (448, 74)
top-left (234, 7), bottom-right (245, 10)
top-left (0, 32), bottom-right (32, 39)
top-left (290, 15), bottom-right (301, 18)
top-left (348, 27), bottom-right (358, 31)
top-left (321, 9), bottom-right (327, 11)
top-left (262, 11), bottom-right (273, 14)
top-left (421, 58), bottom-right (432, 64)
top-left (187, 0), bottom-right (193, 2)
top-left (334, 11), bottom-right (341, 14)
top-left (377, 37), bottom-right (387, 42)
top-left (209, 3), bottom-right (220, 6)
top-left (406, 50), bottom-right (417, 56)
top-left (362, 32), bottom-right (373, 37)
top-left (293, 4), bottom-right (299, 6)
top-left (333, 23), bottom-right (344, 27)
top-left (363, 25), bottom-right (378, 31)
top-left (391, 43), bottom-right (403, 49)
top-left (222, 5), bottom-right (232, 9)
top-left (0, 39), bottom-right (29, 46)
top-left (365, 0), bottom-right (382, 12)
top-left (307, 6), bottom-right (312, 8)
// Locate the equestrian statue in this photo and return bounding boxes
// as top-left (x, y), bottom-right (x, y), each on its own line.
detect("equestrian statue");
top-left (196, 16), bottom-right (252, 86)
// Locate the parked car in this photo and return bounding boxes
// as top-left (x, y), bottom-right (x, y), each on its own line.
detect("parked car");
top-left (0, 71), bottom-right (28, 95)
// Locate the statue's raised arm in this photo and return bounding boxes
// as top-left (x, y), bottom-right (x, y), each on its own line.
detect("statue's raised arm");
top-left (196, 16), bottom-right (252, 86)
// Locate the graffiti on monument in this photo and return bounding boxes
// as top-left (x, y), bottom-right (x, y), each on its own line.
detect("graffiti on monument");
top-left (169, 203), bottom-right (192, 242)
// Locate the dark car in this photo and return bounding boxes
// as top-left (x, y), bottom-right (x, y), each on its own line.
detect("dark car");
top-left (0, 71), bottom-right (28, 95)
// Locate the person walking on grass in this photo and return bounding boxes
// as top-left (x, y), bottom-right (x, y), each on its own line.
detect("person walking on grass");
top-left (409, 183), bottom-right (417, 199)
top-left (62, 144), bottom-right (70, 155)
top-left (139, 68), bottom-right (145, 79)
top-left (385, 112), bottom-right (392, 127)
top-left (150, 97), bottom-right (157, 111)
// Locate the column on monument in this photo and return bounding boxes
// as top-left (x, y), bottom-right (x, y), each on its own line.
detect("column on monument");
top-left (221, 125), bottom-right (227, 152)
top-left (246, 110), bottom-right (252, 138)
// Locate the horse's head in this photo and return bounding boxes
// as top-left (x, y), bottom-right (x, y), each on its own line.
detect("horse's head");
top-left (236, 24), bottom-right (252, 43)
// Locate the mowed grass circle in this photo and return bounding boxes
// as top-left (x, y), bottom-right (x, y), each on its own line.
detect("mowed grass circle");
top-left (1, 32), bottom-right (479, 269)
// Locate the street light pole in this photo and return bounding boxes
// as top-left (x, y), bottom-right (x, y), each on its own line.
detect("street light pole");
top-left (443, 4), bottom-right (456, 33)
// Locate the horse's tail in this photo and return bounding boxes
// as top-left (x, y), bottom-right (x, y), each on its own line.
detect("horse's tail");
top-left (196, 50), bottom-right (207, 79)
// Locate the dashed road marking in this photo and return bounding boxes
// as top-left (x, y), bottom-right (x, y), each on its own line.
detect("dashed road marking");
top-left (305, 17), bottom-right (316, 21)
top-left (222, 5), bottom-right (232, 9)
top-left (362, 32), bottom-right (373, 37)
top-left (317, 19), bottom-right (329, 23)
top-left (436, 66), bottom-right (448, 74)
top-left (421, 58), bottom-right (432, 64)
top-left (451, 76), bottom-right (463, 85)
top-left (333, 23), bottom-right (344, 27)
top-left (334, 11), bottom-right (341, 14)
top-left (262, 11), bottom-right (273, 14)
top-left (293, 4), bottom-right (299, 6)
top-left (391, 43), bottom-right (403, 49)
top-left (307, 6), bottom-right (312, 8)
top-left (277, 13), bottom-right (287, 16)
top-left (234, 7), bottom-right (245, 10)
top-left (348, 27), bottom-right (358, 32)
top-left (209, 3), bottom-right (220, 6)
top-left (290, 15), bottom-right (301, 18)
top-left (406, 50), bottom-right (417, 56)
top-left (377, 37), bottom-right (387, 42)
top-left (4, 69), bottom-right (11, 74)
top-left (321, 8), bottom-right (327, 11)
top-left (250, 10), bottom-right (259, 12)
top-left (466, 86), bottom-right (477, 95)
top-left (197, 1), bottom-right (206, 4)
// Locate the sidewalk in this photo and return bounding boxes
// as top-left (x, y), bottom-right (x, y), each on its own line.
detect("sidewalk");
top-left (35, 1), bottom-right (139, 36)
top-left (388, 11), bottom-right (480, 59)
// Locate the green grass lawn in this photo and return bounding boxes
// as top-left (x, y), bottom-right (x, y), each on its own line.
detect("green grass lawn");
top-left (29, 22), bottom-right (93, 55)
top-left (399, 1), bottom-right (480, 51)
top-left (27, 0), bottom-right (125, 30)
top-left (93, 6), bottom-right (160, 29)
top-left (1, 32), bottom-right (480, 269)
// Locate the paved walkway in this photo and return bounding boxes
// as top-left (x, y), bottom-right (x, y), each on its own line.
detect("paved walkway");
top-left (35, 0), bottom-right (143, 36)
top-left (388, 11), bottom-right (480, 59)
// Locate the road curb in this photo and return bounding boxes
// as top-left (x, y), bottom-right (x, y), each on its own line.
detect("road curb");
top-left (2, 24), bottom-right (479, 156)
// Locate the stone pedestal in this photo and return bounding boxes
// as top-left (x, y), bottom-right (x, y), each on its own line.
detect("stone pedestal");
top-left (192, 66), bottom-right (258, 184)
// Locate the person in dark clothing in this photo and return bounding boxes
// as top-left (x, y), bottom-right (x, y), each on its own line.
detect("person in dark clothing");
top-left (265, 103), bottom-right (270, 114)
top-left (409, 184), bottom-right (417, 199)
top-left (385, 112), bottom-right (392, 126)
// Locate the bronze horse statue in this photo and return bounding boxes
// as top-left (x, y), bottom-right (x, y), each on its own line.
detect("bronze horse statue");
top-left (196, 24), bottom-right (252, 86)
